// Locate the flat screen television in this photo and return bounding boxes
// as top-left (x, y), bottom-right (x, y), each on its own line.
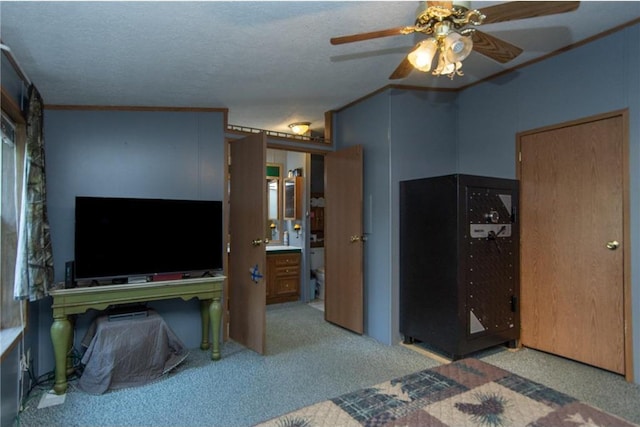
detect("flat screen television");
top-left (74, 196), bottom-right (223, 281)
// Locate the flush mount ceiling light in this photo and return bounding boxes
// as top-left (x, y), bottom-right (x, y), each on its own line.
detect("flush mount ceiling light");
top-left (288, 122), bottom-right (311, 135)
top-left (330, 1), bottom-right (580, 80)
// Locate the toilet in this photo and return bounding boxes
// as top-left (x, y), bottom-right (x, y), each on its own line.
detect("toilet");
top-left (315, 267), bottom-right (325, 300)
top-left (310, 248), bottom-right (325, 300)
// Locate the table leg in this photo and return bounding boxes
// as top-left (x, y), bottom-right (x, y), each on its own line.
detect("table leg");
top-left (200, 299), bottom-right (211, 350)
top-left (50, 315), bottom-right (72, 395)
top-left (210, 296), bottom-right (222, 360)
top-left (66, 315), bottom-right (77, 376)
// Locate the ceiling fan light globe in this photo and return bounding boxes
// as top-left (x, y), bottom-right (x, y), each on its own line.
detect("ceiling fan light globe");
top-left (432, 52), bottom-right (461, 76)
top-left (444, 32), bottom-right (473, 63)
top-left (408, 38), bottom-right (438, 72)
top-left (415, 55), bottom-right (430, 68)
top-left (441, 62), bottom-right (456, 75)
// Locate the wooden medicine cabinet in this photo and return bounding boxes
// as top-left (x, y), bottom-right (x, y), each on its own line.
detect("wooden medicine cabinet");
top-left (283, 176), bottom-right (303, 220)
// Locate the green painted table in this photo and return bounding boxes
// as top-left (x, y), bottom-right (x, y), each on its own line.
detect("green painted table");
top-left (49, 276), bottom-right (225, 395)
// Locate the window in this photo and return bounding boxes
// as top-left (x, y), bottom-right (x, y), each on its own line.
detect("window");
top-left (1, 112), bottom-right (25, 352)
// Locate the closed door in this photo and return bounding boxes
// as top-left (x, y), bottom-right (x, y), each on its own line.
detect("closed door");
top-left (324, 145), bottom-right (364, 334)
top-left (518, 112), bottom-right (629, 376)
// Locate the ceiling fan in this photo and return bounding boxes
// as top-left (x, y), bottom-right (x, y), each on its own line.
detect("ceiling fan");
top-left (330, 1), bottom-right (580, 80)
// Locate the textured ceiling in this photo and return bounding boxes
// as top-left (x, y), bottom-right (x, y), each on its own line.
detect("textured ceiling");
top-left (1, 1), bottom-right (639, 135)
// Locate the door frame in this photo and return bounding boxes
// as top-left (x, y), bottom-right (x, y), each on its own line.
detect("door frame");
top-left (223, 137), bottom-right (334, 336)
top-left (516, 109), bottom-right (633, 381)
top-left (264, 144), bottom-right (330, 303)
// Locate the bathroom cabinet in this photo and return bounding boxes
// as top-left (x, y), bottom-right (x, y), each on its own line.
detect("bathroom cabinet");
top-left (310, 210), bottom-right (324, 249)
top-left (283, 177), bottom-right (303, 220)
top-left (266, 251), bottom-right (301, 304)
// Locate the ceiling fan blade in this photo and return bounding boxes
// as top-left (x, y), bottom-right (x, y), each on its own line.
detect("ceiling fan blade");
top-left (472, 31), bottom-right (523, 64)
top-left (389, 56), bottom-right (413, 80)
top-left (330, 27), bottom-right (413, 45)
top-left (479, 1), bottom-right (580, 25)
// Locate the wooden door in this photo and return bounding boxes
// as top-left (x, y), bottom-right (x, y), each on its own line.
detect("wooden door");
top-left (324, 145), bottom-right (364, 334)
top-left (518, 113), bottom-right (629, 376)
top-left (229, 133), bottom-right (267, 354)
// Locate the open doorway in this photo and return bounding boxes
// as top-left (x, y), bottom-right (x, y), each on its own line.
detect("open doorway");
top-left (227, 138), bottom-right (363, 347)
top-left (309, 153), bottom-right (325, 311)
top-left (264, 149), bottom-right (326, 307)
top-left (226, 137), bottom-right (331, 352)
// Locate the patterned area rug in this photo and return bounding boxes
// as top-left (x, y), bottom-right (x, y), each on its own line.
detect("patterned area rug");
top-left (255, 358), bottom-right (637, 427)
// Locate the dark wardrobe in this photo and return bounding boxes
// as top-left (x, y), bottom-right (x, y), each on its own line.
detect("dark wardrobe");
top-left (400, 174), bottom-right (520, 359)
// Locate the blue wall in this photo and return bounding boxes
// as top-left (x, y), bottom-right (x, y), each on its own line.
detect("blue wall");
top-left (35, 108), bottom-right (226, 375)
top-left (334, 91), bottom-right (391, 341)
top-left (334, 89), bottom-right (458, 344)
top-left (457, 23), bottom-right (640, 381)
top-left (458, 27), bottom-right (636, 177)
top-left (334, 22), bottom-right (640, 381)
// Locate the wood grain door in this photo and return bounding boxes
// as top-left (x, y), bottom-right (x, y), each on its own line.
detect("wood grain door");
top-left (229, 132), bottom-right (267, 354)
top-left (518, 113), bottom-right (629, 376)
top-left (324, 145), bottom-right (364, 334)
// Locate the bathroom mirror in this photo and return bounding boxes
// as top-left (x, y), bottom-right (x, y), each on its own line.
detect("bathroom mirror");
top-left (266, 163), bottom-right (282, 242)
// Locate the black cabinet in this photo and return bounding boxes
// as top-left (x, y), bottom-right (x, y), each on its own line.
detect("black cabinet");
top-left (400, 174), bottom-right (519, 359)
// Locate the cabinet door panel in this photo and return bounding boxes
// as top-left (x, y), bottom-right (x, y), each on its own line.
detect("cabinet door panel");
top-left (274, 277), bottom-right (299, 297)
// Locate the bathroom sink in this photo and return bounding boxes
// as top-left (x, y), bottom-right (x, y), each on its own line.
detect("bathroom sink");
top-left (266, 245), bottom-right (302, 252)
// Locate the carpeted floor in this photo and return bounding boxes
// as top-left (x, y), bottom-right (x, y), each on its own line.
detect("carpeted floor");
top-left (477, 345), bottom-right (640, 425)
top-left (257, 357), bottom-right (639, 427)
top-left (15, 302), bottom-right (640, 426)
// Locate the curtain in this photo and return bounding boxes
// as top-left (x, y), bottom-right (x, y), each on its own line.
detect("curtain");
top-left (14, 85), bottom-right (54, 301)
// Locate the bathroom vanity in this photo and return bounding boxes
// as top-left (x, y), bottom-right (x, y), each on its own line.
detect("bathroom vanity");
top-left (266, 246), bottom-right (301, 304)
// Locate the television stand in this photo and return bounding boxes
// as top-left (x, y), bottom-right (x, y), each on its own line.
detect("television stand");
top-left (49, 275), bottom-right (225, 395)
